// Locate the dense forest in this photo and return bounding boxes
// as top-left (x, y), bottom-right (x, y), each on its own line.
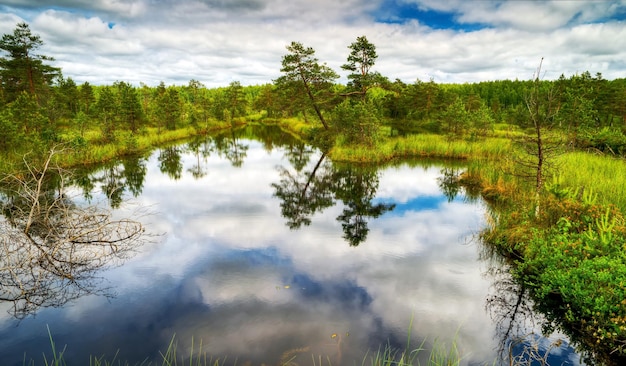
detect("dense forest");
top-left (2, 22), bottom-right (626, 163)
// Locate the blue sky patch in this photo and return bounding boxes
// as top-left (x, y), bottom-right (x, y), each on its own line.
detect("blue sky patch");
top-left (374, 195), bottom-right (445, 217)
top-left (373, 0), bottom-right (488, 31)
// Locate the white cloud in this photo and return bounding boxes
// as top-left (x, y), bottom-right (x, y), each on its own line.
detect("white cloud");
top-left (1, 1), bottom-right (625, 86)
top-left (409, 0), bottom-right (626, 31)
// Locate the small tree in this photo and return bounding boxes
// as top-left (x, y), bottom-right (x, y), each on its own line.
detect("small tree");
top-left (96, 86), bottom-right (117, 141)
top-left (78, 81), bottom-right (96, 116)
top-left (155, 82), bottom-right (182, 131)
top-left (332, 99), bottom-right (380, 146)
top-left (225, 81), bottom-right (247, 120)
top-left (115, 81), bottom-right (143, 133)
top-left (516, 58), bottom-right (562, 217)
top-left (440, 97), bottom-right (470, 136)
top-left (469, 103), bottom-right (495, 137)
top-left (341, 35), bottom-right (382, 98)
top-left (56, 76), bottom-right (79, 119)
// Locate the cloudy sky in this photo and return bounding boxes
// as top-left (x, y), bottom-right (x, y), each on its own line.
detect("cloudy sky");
top-left (1, 0), bottom-right (625, 87)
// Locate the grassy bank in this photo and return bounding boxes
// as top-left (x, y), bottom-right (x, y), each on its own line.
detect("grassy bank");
top-left (58, 122), bottom-right (240, 167)
top-left (329, 134), bottom-right (512, 163)
top-left (0, 121), bottom-right (237, 175)
top-left (472, 151), bottom-right (626, 365)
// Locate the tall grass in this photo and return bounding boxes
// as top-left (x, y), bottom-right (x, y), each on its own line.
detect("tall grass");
top-left (329, 134), bottom-right (512, 163)
top-left (556, 151), bottom-right (626, 210)
top-left (54, 126), bottom-right (210, 167)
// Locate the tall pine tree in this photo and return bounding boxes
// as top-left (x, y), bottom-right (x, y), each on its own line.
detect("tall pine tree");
top-left (0, 22), bottom-right (60, 105)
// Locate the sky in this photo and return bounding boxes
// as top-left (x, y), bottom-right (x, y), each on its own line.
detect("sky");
top-left (0, 0), bottom-right (625, 87)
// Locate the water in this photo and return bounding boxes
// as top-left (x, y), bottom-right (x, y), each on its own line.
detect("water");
top-left (0, 131), bottom-right (583, 365)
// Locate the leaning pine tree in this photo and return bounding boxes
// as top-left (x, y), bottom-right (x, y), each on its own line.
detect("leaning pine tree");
top-left (275, 41), bottom-right (338, 130)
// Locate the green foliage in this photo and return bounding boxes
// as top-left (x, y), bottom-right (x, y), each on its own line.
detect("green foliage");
top-left (96, 86), bottom-right (117, 142)
top-left (9, 91), bottom-right (48, 135)
top-left (544, 174), bottom-right (578, 200)
top-left (121, 131), bottom-right (139, 154)
top-left (154, 82), bottom-right (183, 130)
top-left (341, 35), bottom-right (384, 97)
top-left (78, 81), bottom-right (96, 116)
top-left (0, 22), bottom-right (61, 104)
top-left (73, 110), bottom-right (90, 137)
top-left (468, 103), bottom-right (495, 138)
top-left (56, 76), bottom-right (79, 119)
top-left (440, 97), bottom-right (470, 136)
top-left (225, 80), bottom-right (247, 118)
top-left (276, 41), bottom-right (339, 129)
top-left (483, 186), bottom-right (626, 359)
top-left (575, 126), bottom-right (626, 154)
top-left (0, 106), bottom-right (21, 151)
top-left (332, 99), bottom-right (381, 147)
top-left (114, 81), bottom-right (143, 133)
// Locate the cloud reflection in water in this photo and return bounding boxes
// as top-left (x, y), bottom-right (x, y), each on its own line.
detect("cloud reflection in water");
top-left (0, 140), bottom-right (580, 365)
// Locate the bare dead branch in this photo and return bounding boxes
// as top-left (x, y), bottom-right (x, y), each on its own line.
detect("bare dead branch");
top-left (0, 147), bottom-right (152, 319)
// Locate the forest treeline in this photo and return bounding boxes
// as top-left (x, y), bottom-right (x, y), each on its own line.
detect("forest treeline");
top-left (2, 22), bottom-right (626, 160)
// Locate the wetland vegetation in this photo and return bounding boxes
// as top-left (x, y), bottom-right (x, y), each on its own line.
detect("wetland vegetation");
top-left (2, 22), bottom-right (626, 365)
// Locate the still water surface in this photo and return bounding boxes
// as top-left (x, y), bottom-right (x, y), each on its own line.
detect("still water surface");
top-left (0, 131), bottom-right (583, 365)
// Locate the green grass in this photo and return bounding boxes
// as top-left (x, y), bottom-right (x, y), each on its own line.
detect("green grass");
top-left (328, 134), bottom-right (512, 163)
top-left (474, 149), bottom-right (626, 362)
top-left (556, 151), bottom-right (626, 210)
top-left (53, 124), bottom-right (231, 168)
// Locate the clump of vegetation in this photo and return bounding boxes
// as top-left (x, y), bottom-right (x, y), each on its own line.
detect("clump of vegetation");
top-left (479, 176), bottom-right (626, 364)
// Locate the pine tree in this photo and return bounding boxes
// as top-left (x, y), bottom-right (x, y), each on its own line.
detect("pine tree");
top-left (276, 42), bottom-right (338, 129)
top-left (0, 22), bottom-right (60, 105)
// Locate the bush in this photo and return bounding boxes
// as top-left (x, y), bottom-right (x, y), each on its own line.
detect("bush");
top-left (332, 100), bottom-right (381, 147)
top-left (575, 127), bottom-right (626, 155)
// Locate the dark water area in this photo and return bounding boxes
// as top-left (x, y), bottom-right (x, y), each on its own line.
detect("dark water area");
top-left (0, 127), bottom-right (584, 365)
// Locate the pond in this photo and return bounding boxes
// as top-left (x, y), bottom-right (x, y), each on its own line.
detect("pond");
top-left (0, 127), bottom-right (583, 365)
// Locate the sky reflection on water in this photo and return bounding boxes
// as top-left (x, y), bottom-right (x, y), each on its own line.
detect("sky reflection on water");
top-left (0, 138), bottom-right (583, 365)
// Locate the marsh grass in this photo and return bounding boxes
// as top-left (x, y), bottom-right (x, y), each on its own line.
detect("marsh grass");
top-left (329, 135), bottom-right (512, 163)
top-left (556, 151), bottom-right (626, 209)
top-left (53, 126), bottom-right (213, 167)
top-left (25, 329), bottom-right (471, 366)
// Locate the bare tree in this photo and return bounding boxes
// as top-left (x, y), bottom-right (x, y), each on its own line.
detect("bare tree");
top-left (0, 147), bottom-right (150, 318)
top-left (512, 58), bottom-right (563, 217)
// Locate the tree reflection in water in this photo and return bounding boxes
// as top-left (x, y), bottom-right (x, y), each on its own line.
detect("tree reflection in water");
top-left (75, 156), bottom-right (148, 209)
top-left (0, 149), bottom-right (150, 319)
top-left (214, 131), bottom-right (248, 168)
top-left (273, 153), bottom-right (335, 229)
top-left (480, 240), bottom-right (576, 365)
top-left (158, 145), bottom-right (184, 180)
top-left (333, 165), bottom-right (395, 246)
top-left (272, 153), bottom-right (394, 246)
top-left (186, 137), bottom-right (215, 179)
